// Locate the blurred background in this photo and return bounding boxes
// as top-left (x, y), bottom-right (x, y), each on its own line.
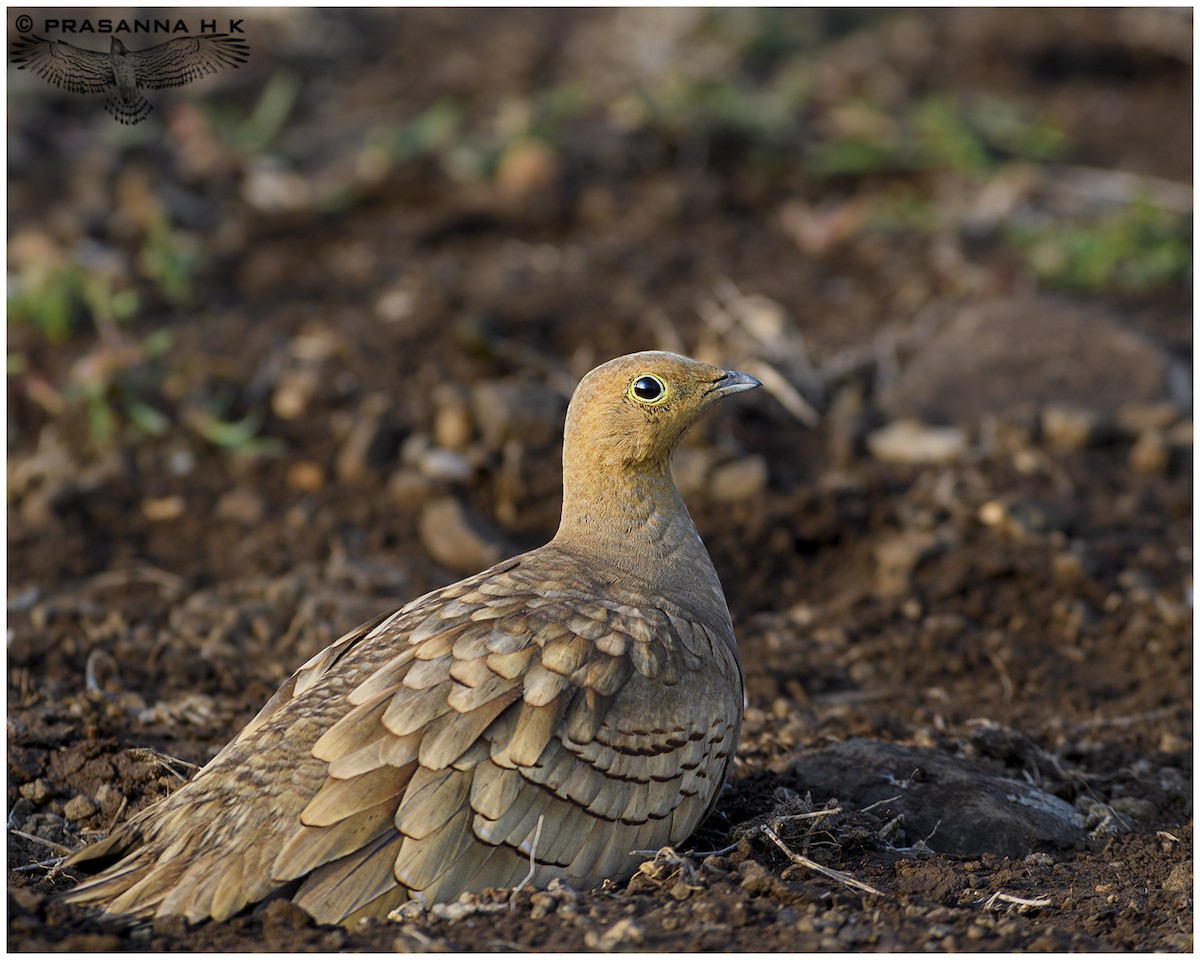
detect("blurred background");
top-left (6, 10), bottom-right (1194, 950)
top-left (8, 8), bottom-right (1191, 571)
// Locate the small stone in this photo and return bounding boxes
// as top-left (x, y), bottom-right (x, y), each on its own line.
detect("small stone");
top-left (286, 460), bottom-right (326, 492)
top-left (1051, 545), bottom-right (1094, 585)
top-left (63, 794), bottom-right (98, 821)
top-left (585, 917), bottom-right (644, 951)
top-left (94, 782), bottom-right (124, 816)
top-left (387, 899), bottom-right (427, 922)
top-left (335, 394), bottom-right (392, 482)
top-left (375, 286), bottom-right (416, 323)
top-left (1053, 598), bottom-right (1097, 640)
top-left (272, 368), bottom-right (320, 420)
top-left (1163, 862), bottom-right (1192, 893)
top-left (1109, 796), bottom-right (1156, 821)
top-left (19, 778), bottom-right (50, 804)
top-left (1165, 419), bottom-right (1192, 448)
top-left (471, 381), bottom-right (563, 452)
top-left (417, 449), bottom-right (473, 483)
top-left (495, 139), bottom-right (560, 209)
top-left (214, 486), bottom-right (265, 525)
top-left (874, 532), bottom-right (940, 597)
top-left (418, 497), bottom-right (506, 574)
top-left (529, 891), bottom-right (557, 920)
top-left (1129, 430), bottom-right (1169, 474)
top-left (1115, 401), bottom-right (1181, 436)
top-left (1117, 568), bottom-right (1156, 597)
top-left (388, 468), bottom-right (432, 510)
top-left (1159, 731), bottom-right (1189, 753)
top-left (670, 447), bottom-right (713, 498)
top-left (432, 393), bottom-right (473, 452)
top-left (979, 498), bottom-right (1070, 538)
top-left (242, 160), bottom-right (312, 214)
top-left (866, 419), bottom-right (967, 464)
top-left (710, 455), bottom-right (768, 502)
top-left (826, 384), bottom-right (866, 467)
top-left (141, 495), bottom-right (185, 522)
top-left (1042, 404), bottom-right (1103, 449)
top-left (978, 500), bottom-right (1007, 527)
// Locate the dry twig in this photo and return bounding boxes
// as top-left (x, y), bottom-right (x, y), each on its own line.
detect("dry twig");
top-left (127, 748), bottom-right (200, 782)
top-left (760, 823), bottom-right (884, 897)
top-left (983, 890), bottom-right (1052, 911)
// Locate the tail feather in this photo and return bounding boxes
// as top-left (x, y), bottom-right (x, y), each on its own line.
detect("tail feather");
top-left (106, 858), bottom-right (189, 917)
top-left (105, 90), bottom-right (152, 124)
top-left (61, 857), bottom-right (154, 913)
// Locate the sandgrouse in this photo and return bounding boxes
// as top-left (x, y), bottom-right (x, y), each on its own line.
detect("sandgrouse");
top-left (63, 351), bottom-right (760, 926)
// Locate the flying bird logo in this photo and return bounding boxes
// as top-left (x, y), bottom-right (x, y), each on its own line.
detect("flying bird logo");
top-left (10, 34), bottom-right (249, 124)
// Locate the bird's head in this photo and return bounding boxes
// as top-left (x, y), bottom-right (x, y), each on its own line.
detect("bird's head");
top-left (110, 37), bottom-right (128, 55)
top-left (563, 351), bottom-right (760, 474)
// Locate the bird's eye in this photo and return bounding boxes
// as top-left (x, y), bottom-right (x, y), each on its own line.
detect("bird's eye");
top-left (629, 374), bottom-right (668, 405)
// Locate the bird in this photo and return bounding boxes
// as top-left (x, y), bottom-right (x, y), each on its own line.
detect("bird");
top-left (9, 34), bottom-right (248, 124)
top-left (62, 351), bottom-right (761, 927)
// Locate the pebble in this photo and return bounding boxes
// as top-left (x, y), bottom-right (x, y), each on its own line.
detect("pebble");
top-left (529, 891), bottom-right (557, 920)
top-left (271, 368), bottom-right (320, 421)
top-left (978, 498), bottom-right (1070, 538)
top-left (1042, 403), bottom-right (1104, 449)
top-left (63, 794), bottom-right (97, 821)
top-left (141, 495), bottom-right (185, 522)
top-left (215, 486), bottom-right (266, 525)
top-left (94, 782), bottom-right (125, 817)
top-left (826, 384), bottom-right (866, 467)
top-left (286, 460), bottom-right (326, 493)
top-left (375, 286), bottom-right (416, 324)
top-left (417, 448), bottom-right (474, 483)
top-left (1053, 598), bottom-right (1097, 640)
top-left (495, 139), bottom-right (560, 209)
top-left (585, 917), bottom-right (644, 951)
top-left (471, 380), bottom-right (563, 452)
top-left (1109, 796), bottom-right (1156, 821)
top-left (335, 394), bottom-right (391, 482)
top-left (1163, 862), bottom-right (1192, 893)
top-left (1115, 401), bottom-right (1181, 436)
top-left (880, 297), bottom-right (1172, 424)
top-left (710, 455), bottom-right (768, 502)
top-left (387, 468), bottom-right (432, 510)
top-left (1166, 419), bottom-right (1192, 448)
top-left (874, 532), bottom-right (940, 597)
top-left (241, 160), bottom-right (312, 214)
top-left (418, 497), bottom-right (506, 573)
top-left (670, 446), bottom-right (713, 498)
top-left (19, 778), bottom-right (49, 804)
top-left (866, 419), bottom-right (967, 464)
top-left (432, 386), bottom-right (473, 451)
top-left (1129, 430), bottom-right (1169, 474)
top-left (1051, 544), bottom-right (1094, 585)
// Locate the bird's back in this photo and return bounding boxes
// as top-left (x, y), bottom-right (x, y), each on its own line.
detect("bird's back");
top-left (64, 541), bottom-right (743, 926)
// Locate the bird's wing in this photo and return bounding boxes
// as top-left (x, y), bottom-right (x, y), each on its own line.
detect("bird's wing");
top-left (9, 35), bottom-right (113, 94)
top-left (127, 34), bottom-right (249, 90)
top-left (270, 552), bottom-right (743, 924)
top-left (63, 552), bottom-right (741, 926)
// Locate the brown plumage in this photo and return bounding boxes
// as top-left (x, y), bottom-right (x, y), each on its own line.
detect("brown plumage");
top-left (63, 351), bottom-right (760, 926)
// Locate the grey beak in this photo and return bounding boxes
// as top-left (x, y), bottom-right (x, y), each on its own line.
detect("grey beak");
top-left (711, 369), bottom-right (762, 397)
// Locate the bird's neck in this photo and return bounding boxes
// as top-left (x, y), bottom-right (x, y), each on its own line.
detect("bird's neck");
top-left (553, 456), bottom-right (715, 585)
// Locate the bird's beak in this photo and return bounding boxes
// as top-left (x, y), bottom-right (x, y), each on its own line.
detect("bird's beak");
top-left (710, 369), bottom-right (762, 397)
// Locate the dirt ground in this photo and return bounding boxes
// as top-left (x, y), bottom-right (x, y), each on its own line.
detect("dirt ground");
top-left (7, 9), bottom-right (1193, 952)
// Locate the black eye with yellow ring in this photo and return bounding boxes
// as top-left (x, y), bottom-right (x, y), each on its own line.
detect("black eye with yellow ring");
top-left (629, 374), bottom-right (667, 404)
